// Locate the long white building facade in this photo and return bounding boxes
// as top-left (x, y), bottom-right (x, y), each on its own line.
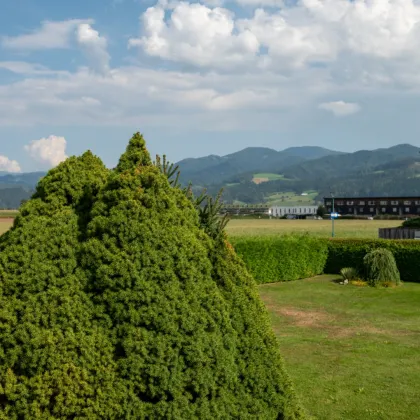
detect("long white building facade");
top-left (269, 206), bottom-right (318, 217)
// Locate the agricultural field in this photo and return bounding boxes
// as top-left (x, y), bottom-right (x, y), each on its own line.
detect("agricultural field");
top-left (0, 210), bottom-right (16, 235)
top-left (252, 173), bottom-right (288, 184)
top-left (226, 219), bottom-right (402, 239)
top-left (260, 275), bottom-right (420, 420)
top-left (0, 209), bottom-right (18, 218)
top-left (0, 219), bottom-right (13, 235)
top-left (266, 190), bottom-right (319, 206)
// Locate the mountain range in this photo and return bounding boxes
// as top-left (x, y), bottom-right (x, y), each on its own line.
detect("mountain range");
top-left (176, 143), bottom-right (420, 205)
top-left (1, 144), bottom-right (420, 208)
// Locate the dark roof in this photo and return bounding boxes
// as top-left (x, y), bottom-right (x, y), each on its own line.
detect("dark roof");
top-left (324, 196), bottom-right (420, 200)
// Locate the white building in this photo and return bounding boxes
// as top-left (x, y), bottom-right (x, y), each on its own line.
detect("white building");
top-left (269, 206), bottom-right (318, 217)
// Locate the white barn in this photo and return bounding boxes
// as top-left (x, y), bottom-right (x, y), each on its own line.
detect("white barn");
top-left (269, 206), bottom-right (318, 217)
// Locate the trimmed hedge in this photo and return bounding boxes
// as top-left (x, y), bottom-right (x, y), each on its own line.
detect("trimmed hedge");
top-left (231, 235), bottom-right (328, 284)
top-left (232, 236), bottom-right (420, 284)
top-left (326, 239), bottom-right (420, 283)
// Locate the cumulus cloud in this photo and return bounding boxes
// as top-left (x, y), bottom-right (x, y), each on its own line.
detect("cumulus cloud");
top-left (0, 156), bottom-right (21, 173)
top-left (24, 136), bottom-right (68, 168)
top-left (76, 23), bottom-right (110, 74)
top-left (129, 3), bottom-right (260, 68)
top-left (130, 0), bottom-right (420, 73)
top-left (2, 19), bottom-right (92, 50)
top-left (3, 1), bottom-right (420, 131)
top-left (318, 101), bottom-right (361, 117)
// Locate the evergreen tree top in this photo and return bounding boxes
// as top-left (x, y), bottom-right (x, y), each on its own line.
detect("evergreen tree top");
top-left (116, 132), bottom-right (151, 172)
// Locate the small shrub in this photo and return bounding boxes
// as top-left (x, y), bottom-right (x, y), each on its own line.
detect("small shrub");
top-left (340, 267), bottom-right (358, 281)
top-left (402, 217), bottom-right (420, 228)
top-left (350, 280), bottom-right (368, 287)
top-left (363, 248), bottom-right (401, 287)
top-left (325, 239), bottom-right (420, 283)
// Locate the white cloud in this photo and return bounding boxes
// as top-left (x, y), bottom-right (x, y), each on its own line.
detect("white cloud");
top-left (76, 23), bottom-right (110, 74)
top-left (129, 2), bottom-right (260, 68)
top-left (24, 136), bottom-right (68, 168)
top-left (2, 19), bottom-right (92, 50)
top-left (0, 61), bottom-right (68, 76)
top-left (0, 156), bottom-right (21, 173)
top-left (129, 0), bottom-right (420, 74)
top-left (3, 1), bottom-right (420, 132)
top-left (318, 101), bottom-right (361, 117)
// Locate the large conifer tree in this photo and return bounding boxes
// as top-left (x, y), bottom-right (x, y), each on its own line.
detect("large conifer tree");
top-left (0, 133), bottom-right (304, 419)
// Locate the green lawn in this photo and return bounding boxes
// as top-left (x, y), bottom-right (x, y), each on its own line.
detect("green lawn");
top-left (259, 275), bottom-right (420, 420)
top-left (226, 219), bottom-right (402, 239)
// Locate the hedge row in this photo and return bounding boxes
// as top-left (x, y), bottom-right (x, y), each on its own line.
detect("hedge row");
top-left (232, 236), bottom-right (420, 284)
top-left (231, 235), bottom-right (328, 284)
top-left (325, 239), bottom-right (420, 283)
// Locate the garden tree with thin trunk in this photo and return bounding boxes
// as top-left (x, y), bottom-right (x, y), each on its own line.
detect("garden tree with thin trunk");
top-left (0, 133), bottom-right (304, 419)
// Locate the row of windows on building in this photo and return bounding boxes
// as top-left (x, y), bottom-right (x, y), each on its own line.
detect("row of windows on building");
top-left (326, 200), bottom-right (420, 206)
top-left (270, 207), bottom-right (317, 215)
top-left (327, 207), bottom-right (420, 213)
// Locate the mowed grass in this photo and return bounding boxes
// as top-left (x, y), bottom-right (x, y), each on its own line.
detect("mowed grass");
top-left (226, 219), bottom-right (402, 239)
top-left (259, 275), bottom-right (420, 420)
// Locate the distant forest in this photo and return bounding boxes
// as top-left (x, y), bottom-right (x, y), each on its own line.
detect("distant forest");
top-left (2, 143), bottom-right (420, 208)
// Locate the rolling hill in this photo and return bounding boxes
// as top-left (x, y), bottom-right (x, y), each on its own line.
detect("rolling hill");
top-left (2, 143), bottom-right (420, 208)
top-left (179, 143), bottom-right (420, 205)
top-left (177, 146), bottom-right (343, 186)
top-left (0, 172), bottom-right (45, 209)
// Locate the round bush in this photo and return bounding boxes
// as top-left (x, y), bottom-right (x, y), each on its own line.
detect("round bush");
top-left (363, 248), bottom-right (401, 287)
top-left (0, 133), bottom-right (303, 419)
top-left (402, 217), bottom-right (420, 228)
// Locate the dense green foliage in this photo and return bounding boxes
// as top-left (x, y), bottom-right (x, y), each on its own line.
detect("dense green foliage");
top-left (0, 133), bottom-right (303, 419)
top-left (325, 239), bottom-right (420, 283)
top-left (363, 248), bottom-right (400, 287)
top-left (232, 236), bottom-right (420, 284)
top-left (402, 217), bottom-right (420, 228)
top-left (232, 235), bottom-right (328, 284)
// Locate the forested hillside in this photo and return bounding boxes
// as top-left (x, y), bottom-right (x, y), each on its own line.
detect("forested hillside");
top-left (2, 143), bottom-right (420, 208)
top-left (179, 144), bottom-right (420, 205)
top-left (0, 172), bottom-right (45, 208)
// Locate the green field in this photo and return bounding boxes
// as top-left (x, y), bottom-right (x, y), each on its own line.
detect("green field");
top-left (253, 173), bottom-right (287, 181)
top-left (0, 210), bottom-right (18, 218)
top-left (226, 219), bottom-right (402, 239)
top-left (266, 191), bottom-right (318, 206)
top-left (259, 275), bottom-right (420, 420)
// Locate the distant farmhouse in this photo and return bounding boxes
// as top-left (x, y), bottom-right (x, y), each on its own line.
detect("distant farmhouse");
top-left (324, 196), bottom-right (420, 216)
top-left (269, 206), bottom-right (318, 218)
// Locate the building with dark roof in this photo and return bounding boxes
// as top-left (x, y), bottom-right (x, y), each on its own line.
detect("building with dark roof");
top-left (324, 196), bottom-right (420, 216)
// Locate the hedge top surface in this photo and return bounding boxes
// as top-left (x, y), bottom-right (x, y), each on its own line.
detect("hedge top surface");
top-left (0, 132), bottom-right (303, 419)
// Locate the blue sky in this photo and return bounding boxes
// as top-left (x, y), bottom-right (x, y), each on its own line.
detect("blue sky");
top-left (2, 0), bottom-right (420, 172)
